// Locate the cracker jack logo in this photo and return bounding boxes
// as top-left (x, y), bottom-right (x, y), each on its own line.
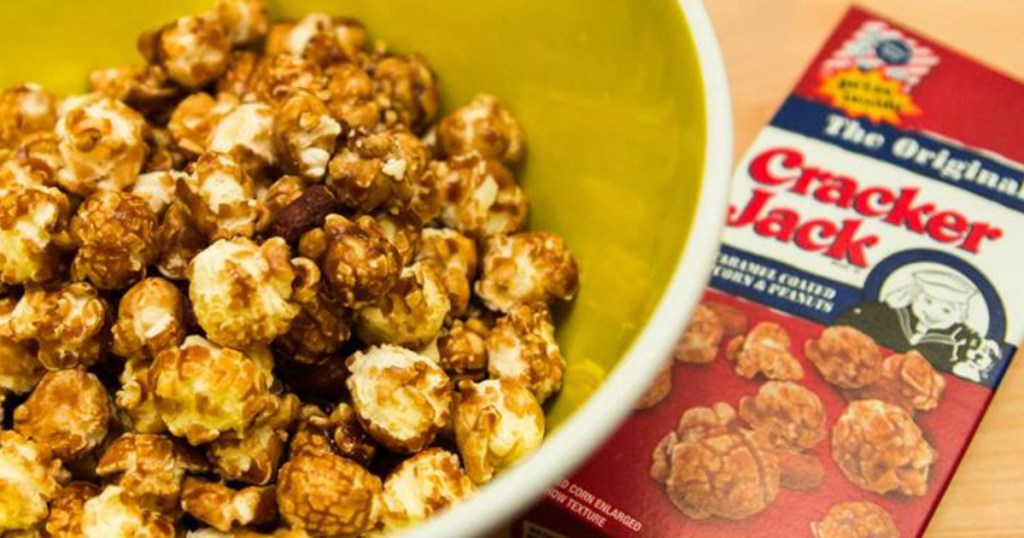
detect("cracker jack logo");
top-left (729, 148), bottom-right (1004, 268)
top-left (818, 19), bottom-right (940, 125)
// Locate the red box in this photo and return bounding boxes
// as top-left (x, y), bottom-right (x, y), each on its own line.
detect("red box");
top-left (515, 7), bottom-right (1024, 537)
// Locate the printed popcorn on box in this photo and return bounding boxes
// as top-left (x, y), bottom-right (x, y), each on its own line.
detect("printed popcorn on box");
top-left (514, 7), bottom-right (1024, 538)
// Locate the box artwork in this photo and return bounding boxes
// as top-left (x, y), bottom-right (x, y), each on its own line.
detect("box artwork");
top-left (515, 6), bottom-right (1024, 538)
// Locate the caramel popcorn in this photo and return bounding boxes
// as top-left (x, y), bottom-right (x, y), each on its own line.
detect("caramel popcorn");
top-left (4, 282), bottom-right (108, 370)
top-left (318, 17), bottom-right (368, 66)
top-left (0, 132), bottom-right (63, 191)
top-left (415, 228), bottom-right (478, 317)
top-left (486, 302), bottom-right (564, 404)
top-left (187, 528), bottom-right (308, 538)
top-left (275, 262), bottom-right (352, 364)
top-left (260, 175), bottom-right (308, 221)
top-left (455, 378), bottom-right (545, 485)
top-left (811, 501), bottom-right (901, 538)
top-left (214, 0), bottom-right (269, 46)
top-left (17, 128), bottom-right (62, 163)
top-left (143, 127), bottom-right (188, 173)
top-left (249, 54), bottom-right (326, 108)
top-left (70, 190), bottom-right (160, 290)
top-left (739, 381), bottom-right (826, 451)
top-left (288, 408), bottom-right (338, 459)
top-left (372, 209), bottom-right (419, 264)
top-left (437, 94), bottom-right (525, 165)
top-left (635, 360), bottom-right (673, 411)
top-left (436, 154), bottom-right (527, 238)
top-left (156, 202), bottom-right (209, 280)
top-left (301, 214), bottom-right (402, 308)
top-left (324, 64), bottom-right (380, 134)
top-left (476, 232), bottom-right (580, 313)
top-left (151, 336), bottom-right (278, 445)
top-left (0, 84), bottom-right (58, 151)
top-left (650, 403), bottom-right (739, 482)
top-left (0, 431), bottom-right (69, 533)
top-left (290, 403), bottom-right (378, 469)
top-left (681, 402), bottom-right (747, 435)
top-left (806, 326), bottom-right (883, 390)
top-left (80, 485), bottom-right (175, 538)
top-left (393, 168), bottom-right (442, 229)
top-left (266, 14), bottom-right (367, 68)
top-left (148, 14), bottom-right (231, 90)
top-left (831, 399), bottom-right (937, 496)
top-left (168, 92), bottom-right (239, 157)
top-left (329, 403), bottom-right (378, 468)
top-left (0, 5), bottom-right (575, 530)
top-left (115, 359), bottom-right (166, 434)
top-left (14, 369), bottom-right (111, 461)
top-left (112, 277), bottom-right (187, 361)
top-left (0, 183), bottom-right (73, 285)
top-left (437, 318), bottom-right (490, 381)
top-left (276, 451), bottom-right (382, 537)
top-left (181, 478), bottom-right (277, 532)
top-left (373, 54), bottom-right (440, 132)
top-left (44, 482), bottom-right (100, 538)
top-left (95, 433), bottom-right (208, 514)
top-left (87, 65), bottom-right (182, 120)
top-left (663, 430), bottom-right (780, 521)
top-left (188, 237), bottom-right (303, 348)
top-left (651, 404), bottom-right (780, 521)
top-left (355, 262), bottom-right (451, 348)
top-left (326, 129), bottom-right (431, 216)
top-left (704, 302), bottom-right (748, 338)
top-left (0, 298), bottom-right (44, 397)
top-left (217, 51), bottom-right (260, 97)
top-left (177, 151), bottom-right (262, 241)
top-left (274, 91), bottom-right (341, 180)
top-left (207, 416), bottom-right (292, 485)
top-left (132, 170), bottom-right (186, 216)
top-left (726, 322), bottom-right (804, 381)
top-left (347, 345), bottom-right (453, 453)
top-left (673, 304), bottom-right (724, 364)
top-left (209, 102), bottom-right (279, 177)
top-left (867, 351), bottom-right (946, 412)
top-left (380, 448), bottom-right (475, 531)
top-left (55, 94), bottom-right (147, 196)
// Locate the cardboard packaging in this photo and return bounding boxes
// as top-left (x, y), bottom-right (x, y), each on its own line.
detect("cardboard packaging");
top-left (515, 7), bottom-right (1024, 537)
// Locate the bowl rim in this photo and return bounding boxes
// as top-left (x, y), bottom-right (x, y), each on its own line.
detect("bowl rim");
top-left (399, 1), bottom-right (734, 536)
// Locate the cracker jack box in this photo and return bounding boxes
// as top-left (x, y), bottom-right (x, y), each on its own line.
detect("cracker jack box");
top-left (514, 7), bottom-right (1024, 538)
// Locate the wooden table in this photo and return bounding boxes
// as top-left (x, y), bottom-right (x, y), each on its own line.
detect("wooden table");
top-left (703, 1), bottom-right (1024, 536)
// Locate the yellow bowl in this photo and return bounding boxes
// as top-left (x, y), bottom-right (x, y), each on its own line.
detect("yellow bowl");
top-left (0, 0), bottom-right (731, 535)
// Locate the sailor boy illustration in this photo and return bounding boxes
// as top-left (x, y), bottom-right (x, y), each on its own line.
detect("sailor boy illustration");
top-left (837, 269), bottom-right (999, 382)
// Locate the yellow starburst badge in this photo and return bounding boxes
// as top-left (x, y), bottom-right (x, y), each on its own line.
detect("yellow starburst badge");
top-left (818, 68), bottom-right (922, 125)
